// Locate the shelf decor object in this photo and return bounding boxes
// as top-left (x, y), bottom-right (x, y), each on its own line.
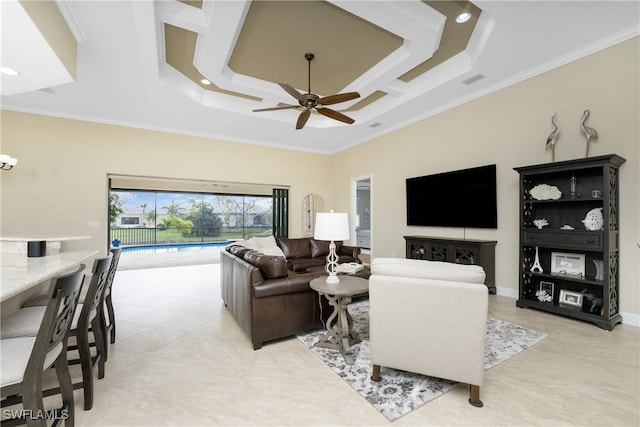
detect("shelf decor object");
top-left (551, 252), bottom-right (585, 277)
top-left (559, 289), bottom-right (584, 308)
top-left (582, 207), bottom-right (604, 230)
top-left (514, 154), bottom-right (625, 330)
top-left (593, 260), bottom-right (604, 281)
top-left (529, 184), bottom-right (562, 200)
top-left (530, 247), bottom-right (543, 273)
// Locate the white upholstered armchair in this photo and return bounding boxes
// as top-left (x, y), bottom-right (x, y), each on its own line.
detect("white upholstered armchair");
top-left (369, 257), bottom-right (489, 407)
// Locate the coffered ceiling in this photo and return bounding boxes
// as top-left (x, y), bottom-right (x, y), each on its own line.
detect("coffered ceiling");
top-left (1, 1), bottom-right (638, 154)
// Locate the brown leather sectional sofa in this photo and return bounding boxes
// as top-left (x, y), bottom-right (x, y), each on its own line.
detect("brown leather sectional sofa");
top-left (220, 237), bottom-right (361, 349)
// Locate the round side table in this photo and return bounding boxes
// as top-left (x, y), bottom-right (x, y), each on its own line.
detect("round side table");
top-left (310, 275), bottom-right (369, 365)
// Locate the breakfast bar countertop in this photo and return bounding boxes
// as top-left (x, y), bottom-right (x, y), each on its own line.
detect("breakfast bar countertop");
top-left (1, 250), bottom-right (98, 302)
top-left (0, 236), bottom-right (92, 242)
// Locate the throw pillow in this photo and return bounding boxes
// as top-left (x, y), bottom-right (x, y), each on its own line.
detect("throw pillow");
top-left (310, 239), bottom-right (343, 258)
top-left (310, 238), bottom-right (330, 258)
top-left (252, 235), bottom-right (286, 258)
top-left (277, 238), bottom-right (311, 259)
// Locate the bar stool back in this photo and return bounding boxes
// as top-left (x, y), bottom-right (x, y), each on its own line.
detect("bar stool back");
top-left (101, 247), bottom-right (121, 359)
top-left (68, 254), bottom-right (112, 410)
top-left (1, 265), bottom-right (85, 427)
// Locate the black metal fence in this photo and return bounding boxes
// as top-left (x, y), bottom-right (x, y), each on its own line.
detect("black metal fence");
top-left (110, 226), bottom-right (272, 246)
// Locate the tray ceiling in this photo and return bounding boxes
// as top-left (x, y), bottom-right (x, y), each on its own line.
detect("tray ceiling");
top-left (1, 1), bottom-right (638, 154)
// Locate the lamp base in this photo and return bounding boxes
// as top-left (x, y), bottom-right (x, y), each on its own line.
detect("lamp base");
top-left (324, 241), bottom-right (341, 284)
top-left (325, 273), bottom-right (340, 284)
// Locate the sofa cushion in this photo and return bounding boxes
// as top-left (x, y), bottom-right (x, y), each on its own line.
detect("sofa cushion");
top-left (287, 257), bottom-right (326, 272)
top-left (277, 238), bottom-right (311, 259)
top-left (244, 250), bottom-right (289, 279)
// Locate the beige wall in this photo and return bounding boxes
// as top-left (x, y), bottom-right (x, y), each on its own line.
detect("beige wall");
top-left (332, 36), bottom-right (639, 317)
top-left (0, 113), bottom-right (332, 253)
top-left (1, 37), bottom-right (638, 318)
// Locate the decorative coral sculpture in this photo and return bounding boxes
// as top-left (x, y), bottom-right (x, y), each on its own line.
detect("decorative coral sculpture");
top-left (530, 184), bottom-right (562, 200)
top-left (536, 290), bottom-right (552, 303)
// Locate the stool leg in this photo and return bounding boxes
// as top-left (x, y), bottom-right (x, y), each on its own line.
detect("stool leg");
top-left (53, 351), bottom-right (75, 427)
top-left (105, 295), bottom-right (116, 345)
top-left (77, 325), bottom-right (94, 410)
top-left (91, 317), bottom-right (106, 379)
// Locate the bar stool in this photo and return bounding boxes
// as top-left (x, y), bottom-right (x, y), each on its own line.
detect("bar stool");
top-left (1, 265), bottom-right (85, 427)
top-left (2, 256), bottom-right (112, 410)
top-left (101, 247), bottom-right (121, 360)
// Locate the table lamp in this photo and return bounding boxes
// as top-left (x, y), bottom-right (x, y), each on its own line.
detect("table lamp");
top-left (314, 211), bottom-right (350, 283)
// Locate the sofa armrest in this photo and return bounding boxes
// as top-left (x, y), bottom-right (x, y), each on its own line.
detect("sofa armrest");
top-left (253, 272), bottom-right (323, 298)
top-left (338, 245), bottom-right (362, 262)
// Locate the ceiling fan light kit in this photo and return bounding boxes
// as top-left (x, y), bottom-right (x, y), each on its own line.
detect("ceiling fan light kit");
top-left (253, 52), bottom-right (360, 130)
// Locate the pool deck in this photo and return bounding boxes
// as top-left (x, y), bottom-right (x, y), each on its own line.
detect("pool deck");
top-left (118, 246), bottom-right (223, 270)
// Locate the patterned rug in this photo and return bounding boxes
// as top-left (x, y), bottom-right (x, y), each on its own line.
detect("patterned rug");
top-left (297, 300), bottom-right (547, 422)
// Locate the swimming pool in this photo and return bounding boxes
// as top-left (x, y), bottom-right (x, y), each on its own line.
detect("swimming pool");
top-left (121, 242), bottom-right (229, 254)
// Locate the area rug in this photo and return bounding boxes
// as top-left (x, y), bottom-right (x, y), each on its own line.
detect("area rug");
top-left (297, 300), bottom-right (547, 422)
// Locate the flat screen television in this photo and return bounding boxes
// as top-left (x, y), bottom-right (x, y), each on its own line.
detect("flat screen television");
top-left (406, 164), bottom-right (497, 229)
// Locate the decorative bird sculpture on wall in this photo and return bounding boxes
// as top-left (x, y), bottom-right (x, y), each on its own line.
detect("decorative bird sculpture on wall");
top-left (580, 109), bottom-right (598, 157)
top-left (545, 112), bottom-right (560, 162)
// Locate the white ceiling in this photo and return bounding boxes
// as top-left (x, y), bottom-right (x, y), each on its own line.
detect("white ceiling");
top-left (1, 1), bottom-right (639, 155)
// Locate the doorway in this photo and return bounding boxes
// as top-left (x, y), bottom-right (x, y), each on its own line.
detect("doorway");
top-left (352, 175), bottom-right (372, 264)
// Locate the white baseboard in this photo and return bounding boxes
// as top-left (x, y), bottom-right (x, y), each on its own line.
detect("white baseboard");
top-left (621, 311), bottom-right (640, 327)
top-left (494, 286), bottom-right (639, 328)
top-left (495, 286), bottom-right (518, 299)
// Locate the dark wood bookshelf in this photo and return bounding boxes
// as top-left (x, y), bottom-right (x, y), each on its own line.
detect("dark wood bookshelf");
top-left (514, 154), bottom-right (626, 330)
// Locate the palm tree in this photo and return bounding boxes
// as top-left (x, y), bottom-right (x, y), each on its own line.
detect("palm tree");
top-left (162, 200), bottom-right (184, 217)
top-left (140, 203), bottom-right (148, 226)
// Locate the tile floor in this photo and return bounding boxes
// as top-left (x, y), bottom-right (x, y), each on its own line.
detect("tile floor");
top-left (26, 263), bottom-right (640, 426)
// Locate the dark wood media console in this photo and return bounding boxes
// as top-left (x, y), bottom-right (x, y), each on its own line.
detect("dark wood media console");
top-left (404, 236), bottom-right (497, 294)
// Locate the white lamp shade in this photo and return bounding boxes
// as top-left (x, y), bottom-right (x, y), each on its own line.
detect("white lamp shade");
top-left (314, 212), bottom-right (350, 241)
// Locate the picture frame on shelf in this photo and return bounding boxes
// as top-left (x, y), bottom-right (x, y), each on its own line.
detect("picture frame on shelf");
top-left (540, 281), bottom-right (554, 297)
top-left (536, 280), bottom-right (554, 303)
top-left (551, 252), bottom-right (585, 278)
top-left (559, 289), bottom-right (584, 308)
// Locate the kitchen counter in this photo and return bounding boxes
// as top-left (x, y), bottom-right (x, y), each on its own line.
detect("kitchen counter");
top-left (0, 235), bottom-right (91, 255)
top-left (1, 250), bottom-right (98, 302)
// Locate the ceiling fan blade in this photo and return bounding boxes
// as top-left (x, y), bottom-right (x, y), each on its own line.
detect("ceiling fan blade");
top-left (279, 83), bottom-right (305, 102)
top-left (318, 92), bottom-right (360, 106)
top-left (253, 105), bottom-right (299, 112)
top-left (296, 109), bottom-right (311, 130)
top-left (316, 107), bottom-right (355, 125)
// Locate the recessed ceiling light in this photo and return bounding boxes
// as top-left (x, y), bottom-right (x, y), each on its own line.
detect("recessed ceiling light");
top-left (200, 78), bottom-right (211, 85)
top-left (456, 12), bottom-right (472, 23)
top-left (1, 67), bottom-right (20, 76)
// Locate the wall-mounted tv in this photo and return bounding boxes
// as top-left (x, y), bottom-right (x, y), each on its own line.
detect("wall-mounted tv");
top-left (406, 164), bottom-right (497, 229)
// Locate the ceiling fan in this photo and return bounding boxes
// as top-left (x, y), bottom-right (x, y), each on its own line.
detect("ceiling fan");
top-left (253, 52), bottom-right (360, 130)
